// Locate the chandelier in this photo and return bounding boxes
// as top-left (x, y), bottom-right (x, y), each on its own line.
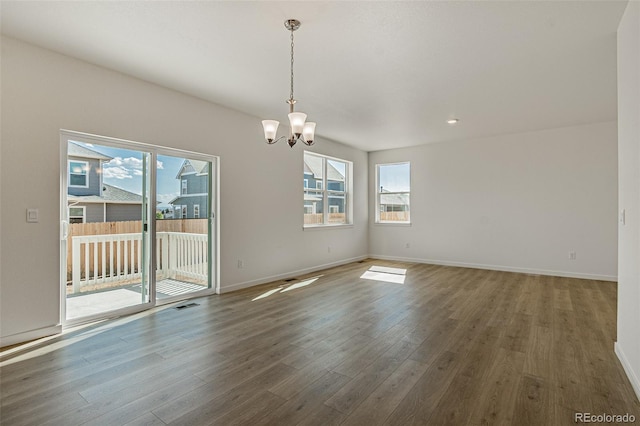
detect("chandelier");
top-left (261, 19), bottom-right (316, 148)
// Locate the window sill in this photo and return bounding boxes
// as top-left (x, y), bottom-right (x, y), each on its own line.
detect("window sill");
top-left (373, 221), bottom-right (412, 227)
top-left (303, 224), bottom-right (354, 231)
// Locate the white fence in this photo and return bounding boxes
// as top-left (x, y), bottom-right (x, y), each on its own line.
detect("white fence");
top-left (71, 232), bottom-right (208, 292)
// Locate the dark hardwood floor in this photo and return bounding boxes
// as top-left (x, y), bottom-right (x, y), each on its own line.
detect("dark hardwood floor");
top-left (1, 259), bottom-right (639, 425)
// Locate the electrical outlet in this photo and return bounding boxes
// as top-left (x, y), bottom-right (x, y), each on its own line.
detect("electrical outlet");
top-left (237, 259), bottom-right (244, 268)
top-left (569, 251), bottom-right (576, 260)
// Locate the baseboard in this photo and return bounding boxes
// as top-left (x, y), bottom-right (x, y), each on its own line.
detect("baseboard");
top-left (0, 325), bottom-right (62, 348)
top-left (368, 254), bottom-right (618, 282)
top-left (615, 342), bottom-right (640, 401)
top-left (220, 255), bottom-right (369, 294)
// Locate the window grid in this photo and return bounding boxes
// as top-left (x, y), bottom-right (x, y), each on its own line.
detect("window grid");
top-left (303, 152), bottom-right (350, 227)
top-left (69, 160), bottom-right (89, 188)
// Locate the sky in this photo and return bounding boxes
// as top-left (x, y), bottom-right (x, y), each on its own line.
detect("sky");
top-left (71, 141), bottom-right (187, 204)
top-left (378, 162), bottom-right (410, 192)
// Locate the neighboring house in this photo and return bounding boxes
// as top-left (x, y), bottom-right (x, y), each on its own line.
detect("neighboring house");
top-left (170, 159), bottom-right (209, 219)
top-left (67, 142), bottom-right (143, 223)
top-left (379, 189), bottom-right (410, 213)
top-left (303, 154), bottom-right (345, 214)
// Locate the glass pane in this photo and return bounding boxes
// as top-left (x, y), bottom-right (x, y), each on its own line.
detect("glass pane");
top-left (304, 190), bottom-right (324, 225)
top-left (69, 207), bottom-right (84, 216)
top-left (66, 141), bottom-right (150, 320)
top-left (327, 159), bottom-right (346, 192)
top-left (378, 163), bottom-right (410, 192)
top-left (328, 195), bottom-right (346, 224)
top-left (303, 152), bottom-right (324, 180)
top-left (379, 192), bottom-right (410, 222)
top-left (156, 155), bottom-right (211, 300)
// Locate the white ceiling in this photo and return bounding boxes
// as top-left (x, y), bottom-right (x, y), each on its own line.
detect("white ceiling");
top-left (0, 1), bottom-right (627, 152)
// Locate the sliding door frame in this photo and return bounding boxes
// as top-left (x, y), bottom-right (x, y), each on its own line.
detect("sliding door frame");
top-left (60, 130), bottom-right (219, 327)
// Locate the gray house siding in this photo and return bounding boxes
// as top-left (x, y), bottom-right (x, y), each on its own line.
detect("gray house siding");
top-left (68, 156), bottom-right (102, 196)
top-left (72, 203), bottom-right (104, 223)
top-left (172, 195), bottom-right (208, 219)
top-left (179, 173), bottom-right (208, 196)
top-left (70, 203), bottom-right (141, 223)
top-left (106, 204), bottom-right (142, 222)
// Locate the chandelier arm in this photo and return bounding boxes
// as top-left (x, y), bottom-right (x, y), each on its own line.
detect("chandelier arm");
top-left (266, 135), bottom-right (288, 145)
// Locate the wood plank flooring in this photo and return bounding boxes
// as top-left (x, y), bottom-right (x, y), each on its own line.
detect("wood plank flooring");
top-left (1, 259), bottom-right (639, 425)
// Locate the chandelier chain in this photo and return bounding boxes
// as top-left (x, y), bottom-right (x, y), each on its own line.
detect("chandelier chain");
top-left (290, 28), bottom-right (295, 102)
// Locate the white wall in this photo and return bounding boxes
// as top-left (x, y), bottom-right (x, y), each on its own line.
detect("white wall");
top-left (0, 37), bottom-right (368, 345)
top-left (369, 122), bottom-right (618, 281)
top-left (616, 0), bottom-right (640, 400)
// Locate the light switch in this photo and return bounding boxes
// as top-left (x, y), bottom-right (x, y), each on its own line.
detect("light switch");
top-left (26, 208), bottom-right (39, 223)
top-left (620, 209), bottom-right (626, 225)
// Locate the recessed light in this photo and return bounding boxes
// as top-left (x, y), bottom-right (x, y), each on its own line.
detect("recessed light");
top-left (447, 118), bottom-right (460, 124)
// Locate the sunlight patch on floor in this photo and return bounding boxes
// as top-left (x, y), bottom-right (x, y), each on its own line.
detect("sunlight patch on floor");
top-left (252, 275), bottom-right (323, 301)
top-left (252, 287), bottom-right (282, 301)
top-left (360, 265), bottom-right (407, 284)
top-left (280, 277), bottom-right (320, 293)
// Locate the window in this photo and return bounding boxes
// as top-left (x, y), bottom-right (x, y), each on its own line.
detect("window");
top-left (303, 151), bottom-right (351, 227)
top-left (69, 160), bottom-right (89, 187)
top-left (194, 204), bottom-right (200, 218)
top-left (376, 162), bottom-right (410, 223)
top-left (68, 206), bottom-right (85, 224)
top-left (181, 206), bottom-right (187, 219)
top-left (304, 179), bottom-right (309, 188)
top-left (181, 179), bottom-right (188, 195)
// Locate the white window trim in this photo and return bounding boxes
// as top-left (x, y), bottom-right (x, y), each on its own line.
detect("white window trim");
top-left (304, 179), bottom-right (309, 189)
top-left (303, 151), bottom-right (352, 228)
top-left (68, 160), bottom-right (89, 188)
top-left (375, 162), bottom-right (411, 224)
top-left (181, 179), bottom-right (188, 195)
top-left (181, 206), bottom-right (187, 219)
top-left (194, 204), bottom-right (200, 218)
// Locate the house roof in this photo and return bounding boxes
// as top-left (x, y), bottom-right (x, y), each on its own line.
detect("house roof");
top-left (176, 159), bottom-right (209, 179)
top-left (68, 141), bottom-right (113, 161)
top-left (304, 155), bottom-right (345, 182)
top-left (380, 192), bottom-right (410, 206)
top-left (68, 183), bottom-right (142, 204)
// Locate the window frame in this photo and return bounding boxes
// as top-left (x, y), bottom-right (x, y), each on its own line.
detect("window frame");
top-left (181, 179), bottom-right (188, 195)
top-left (375, 161), bottom-right (411, 225)
top-left (194, 204), bottom-right (200, 218)
top-left (68, 160), bottom-right (89, 188)
top-left (303, 151), bottom-right (352, 228)
top-left (68, 205), bottom-right (86, 224)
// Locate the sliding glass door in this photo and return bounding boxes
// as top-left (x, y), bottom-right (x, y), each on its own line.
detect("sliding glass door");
top-left (61, 131), bottom-right (218, 324)
top-left (154, 154), bottom-right (214, 301)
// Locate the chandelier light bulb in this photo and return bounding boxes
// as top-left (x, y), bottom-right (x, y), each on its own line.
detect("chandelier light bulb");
top-left (302, 122), bottom-right (316, 145)
top-left (262, 120), bottom-right (280, 143)
top-left (288, 112), bottom-right (307, 137)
